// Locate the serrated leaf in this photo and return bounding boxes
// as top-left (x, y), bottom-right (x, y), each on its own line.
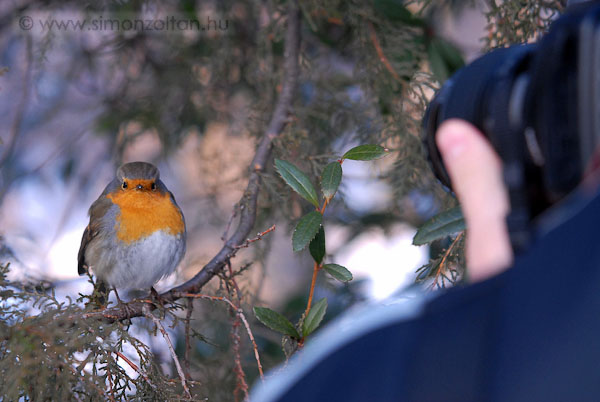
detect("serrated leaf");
top-left (321, 162), bottom-right (342, 201)
top-left (309, 225), bottom-right (326, 264)
top-left (342, 145), bottom-right (387, 161)
top-left (253, 306), bottom-right (300, 338)
top-left (275, 159), bottom-right (319, 207)
top-left (293, 211), bottom-right (323, 252)
top-left (413, 206), bottom-right (465, 245)
top-left (323, 263), bottom-right (353, 282)
top-left (302, 298), bottom-right (327, 337)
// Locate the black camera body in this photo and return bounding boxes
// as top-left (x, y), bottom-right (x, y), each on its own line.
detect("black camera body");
top-left (424, 3), bottom-right (600, 251)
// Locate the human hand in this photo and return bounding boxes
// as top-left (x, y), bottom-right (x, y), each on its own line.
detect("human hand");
top-left (436, 119), bottom-right (513, 282)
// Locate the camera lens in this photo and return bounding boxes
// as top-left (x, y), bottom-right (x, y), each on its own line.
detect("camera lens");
top-left (423, 45), bottom-right (535, 190)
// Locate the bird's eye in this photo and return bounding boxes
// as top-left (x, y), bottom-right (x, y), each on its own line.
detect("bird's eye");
top-left (151, 182), bottom-right (157, 191)
top-left (122, 181), bottom-right (128, 189)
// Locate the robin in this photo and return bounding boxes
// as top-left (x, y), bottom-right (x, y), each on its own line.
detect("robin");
top-left (78, 162), bottom-right (186, 299)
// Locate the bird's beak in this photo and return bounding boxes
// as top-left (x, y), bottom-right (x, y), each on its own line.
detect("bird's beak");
top-left (136, 184), bottom-right (144, 190)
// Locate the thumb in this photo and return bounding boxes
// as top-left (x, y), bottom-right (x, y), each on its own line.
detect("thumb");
top-left (436, 119), bottom-right (513, 282)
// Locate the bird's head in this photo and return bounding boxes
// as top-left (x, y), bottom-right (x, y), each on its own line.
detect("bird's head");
top-left (116, 161), bottom-right (162, 193)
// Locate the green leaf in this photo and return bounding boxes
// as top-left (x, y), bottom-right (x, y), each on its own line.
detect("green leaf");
top-left (323, 263), bottom-right (353, 282)
top-left (275, 159), bottom-right (320, 207)
top-left (321, 162), bottom-right (342, 201)
top-left (413, 206), bottom-right (465, 245)
top-left (342, 145), bottom-right (387, 161)
top-left (309, 225), bottom-right (326, 264)
top-left (427, 37), bottom-right (465, 83)
top-left (253, 307), bottom-right (300, 338)
top-left (302, 298), bottom-right (328, 337)
top-left (293, 211), bottom-right (323, 252)
top-left (374, 0), bottom-right (425, 27)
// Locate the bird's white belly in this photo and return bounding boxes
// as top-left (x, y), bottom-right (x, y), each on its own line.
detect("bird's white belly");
top-left (104, 230), bottom-right (185, 289)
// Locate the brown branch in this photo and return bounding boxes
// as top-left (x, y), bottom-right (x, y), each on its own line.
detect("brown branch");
top-left (367, 21), bottom-right (405, 86)
top-left (231, 310), bottom-right (248, 402)
top-left (304, 261), bottom-right (320, 318)
top-left (225, 260), bottom-right (264, 382)
top-left (106, 369), bottom-right (116, 402)
top-left (239, 307), bottom-right (265, 380)
top-left (184, 297), bottom-right (193, 380)
top-left (225, 261), bottom-right (249, 401)
top-left (319, 198), bottom-right (330, 214)
top-left (174, 292), bottom-right (265, 380)
top-left (304, 192), bottom-right (331, 319)
top-left (430, 231), bottom-right (464, 290)
top-left (234, 225), bottom-right (276, 249)
top-left (143, 305), bottom-right (192, 399)
top-left (221, 204), bottom-right (239, 242)
top-left (226, 261), bottom-right (242, 305)
top-left (114, 350), bottom-right (156, 390)
top-left (78, 0), bottom-right (301, 323)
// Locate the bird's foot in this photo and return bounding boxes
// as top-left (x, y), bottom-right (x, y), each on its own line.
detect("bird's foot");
top-left (113, 287), bottom-right (134, 320)
top-left (150, 287), bottom-right (166, 311)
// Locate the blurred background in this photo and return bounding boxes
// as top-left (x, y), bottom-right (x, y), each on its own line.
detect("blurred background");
top-left (0, 0), bottom-right (564, 399)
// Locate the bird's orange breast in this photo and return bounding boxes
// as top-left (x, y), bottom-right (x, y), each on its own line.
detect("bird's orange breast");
top-left (106, 185), bottom-right (185, 244)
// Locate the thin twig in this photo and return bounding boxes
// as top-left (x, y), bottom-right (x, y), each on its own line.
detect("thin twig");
top-left (234, 225), bottom-right (276, 249)
top-left (174, 292), bottom-right (264, 380)
top-left (222, 203), bottom-right (239, 242)
top-left (175, 293), bottom-right (237, 309)
top-left (143, 305), bottom-right (192, 400)
top-left (303, 187), bottom-right (333, 318)
top-left (304, 261), bottom-right (320, 318)
top-left (238, 307), bottom-right (264, 380)
top-left (225, 261), bottom-right (249, 401)
top-left (231, 307), bottom-right (248, 402)
top-left (184, 298), bottom-right (193, 380)
top-left (430, 232), bottom-right (464, 289)
top-left (224, 261), bottom-right (264, 379)
top-left (114, 351), bottom-right (156, 390)
top-left (226, 261), bottom-right (243, 306)
top-left (106, 369), bottom-right (116, 402)
top-left (367, 21), bottom-right (405, 86)
top-left (319, 198), bottom-right (330, 214)
top-left (230, 262), bottom-right (253, 278)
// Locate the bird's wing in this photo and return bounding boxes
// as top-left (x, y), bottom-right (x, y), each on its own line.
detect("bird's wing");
top-left (77, 195), bottom-right (114, 276)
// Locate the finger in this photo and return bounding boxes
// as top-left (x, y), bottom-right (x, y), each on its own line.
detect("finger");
top-left (436, 119), bottom-right (513, 282)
